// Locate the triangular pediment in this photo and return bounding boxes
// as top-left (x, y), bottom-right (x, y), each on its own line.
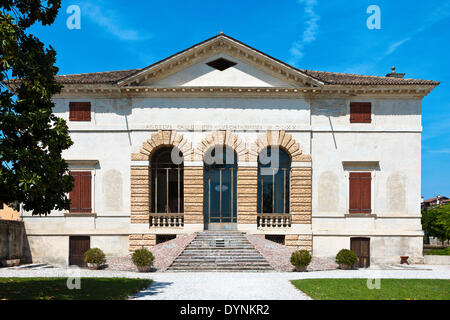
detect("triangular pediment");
top-left (118, 33), bottom-right (323, 88)
top-left (142, 54), bottom-right (295, 88)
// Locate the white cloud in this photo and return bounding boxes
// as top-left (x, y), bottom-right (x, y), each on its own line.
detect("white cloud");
top-left (384, 2), bottom-right (450, 57)
top-left (426, 149), bottom-right (450, 155)
top-left (384, 37), bottom-right (411, 56)
top-left (289, 0), bottom-right (320, 65)
top-left (81, 2), bottom-right (152, 41)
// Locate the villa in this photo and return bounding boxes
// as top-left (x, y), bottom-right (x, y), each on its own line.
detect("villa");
top-left (19, 33), bottom-right (439, 267)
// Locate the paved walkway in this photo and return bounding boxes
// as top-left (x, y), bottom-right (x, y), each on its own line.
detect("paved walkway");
top-left (0, 265), bottom-right (449, 300)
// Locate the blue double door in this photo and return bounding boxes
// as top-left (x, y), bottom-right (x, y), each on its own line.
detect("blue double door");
top-left (203, 147), bottom-right (238, 230)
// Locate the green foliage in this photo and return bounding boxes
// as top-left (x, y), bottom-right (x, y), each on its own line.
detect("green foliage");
top-left (1, 1), bottom-right (74, 215)
top-left (424, 247), bottom-right (450, 256)
top-left (83, 248), bottom-right (106, 265)
top-left (422, 204), bottom-right (450, 243)
top-left (290, 250), bottom-right (312, 267)
top-left (131, 248), bottom-right (155, 267)
top-left (335, 249), bottom-right (358, 266)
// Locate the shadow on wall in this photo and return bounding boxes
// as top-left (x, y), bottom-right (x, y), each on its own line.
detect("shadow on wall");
top-left (0, 220), bottom-right (30, 265)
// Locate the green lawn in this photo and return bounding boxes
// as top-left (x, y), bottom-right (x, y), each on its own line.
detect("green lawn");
top-left (424, 247), bottom-right (450, 255)
top-left (0, 277), bottom-right (152, 300)
top-left (291, 279), bottom-right (450, 300)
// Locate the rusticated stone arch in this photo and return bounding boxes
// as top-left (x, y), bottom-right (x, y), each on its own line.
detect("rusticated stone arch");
top-left (131, 130), bottom-right (193, 161)
top-left (250, 130), bottom-right (310, 162)
top-left (195, 130), bottom-right (248, 161)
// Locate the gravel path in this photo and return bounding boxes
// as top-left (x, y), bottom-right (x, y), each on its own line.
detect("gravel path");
top-left (1, 265), bottom-right (448, 300)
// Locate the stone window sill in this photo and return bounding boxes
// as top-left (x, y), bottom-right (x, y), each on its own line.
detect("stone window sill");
top-left (344, 213), bottom-right (377, 218)
top-left (64, 212), bottom-right (97, 217)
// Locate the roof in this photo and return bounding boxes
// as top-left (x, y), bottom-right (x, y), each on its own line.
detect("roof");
top-left (423, 196), bottom-right (450, 203)
top-left (5, 33), bottom-right (440, 87)
top-left (298, 70), bottom-right (439, 86)
top-left (45, 67), bottom-right (439, 86)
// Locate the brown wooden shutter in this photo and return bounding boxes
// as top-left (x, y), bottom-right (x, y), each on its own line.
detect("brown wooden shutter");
top-left (69, 171), bottom-right (92, 213)
top-left (80, 172), bottom-right (92, 212)
top-left (350, 102), bottom-right (371, 123)
top-left (69, 102), bottom-right (91, 121)
top-left (349, 103), bottom-right (359, 122)
top-left (349, 172), bottom-right (371, 213)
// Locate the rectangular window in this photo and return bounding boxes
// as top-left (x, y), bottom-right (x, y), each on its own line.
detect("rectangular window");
top-left (350, 102), bottom-right (371, 123)
top-left (69, 171), bottom-right (92, 213)
top-left (69, 102), bottom-right (91, 121)
top-left (349, 172), bottom-right (371, 213)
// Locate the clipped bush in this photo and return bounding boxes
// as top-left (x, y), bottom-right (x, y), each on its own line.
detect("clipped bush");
top-left (84, 248), bottom-right (106, 266)
top-left (335, 249), bottom-right (358, 269)
top-left (290, 250), bottom-right (312, 271)
top-left (132, 248), bottom-right (155, 272)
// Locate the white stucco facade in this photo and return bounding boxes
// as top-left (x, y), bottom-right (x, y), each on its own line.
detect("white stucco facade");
top-left (20, 34), bottom-right (438, 267)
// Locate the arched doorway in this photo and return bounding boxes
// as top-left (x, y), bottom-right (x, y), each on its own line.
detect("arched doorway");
top-left (203, 145), bottom-right (238, 230)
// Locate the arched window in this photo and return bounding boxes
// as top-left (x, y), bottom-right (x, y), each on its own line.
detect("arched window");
top-left (151, 147), bottom-right (183, 213)
top-left (257, 147), bottom-right (291, 214)
top-left (203, 145), bottom-right (238, 227)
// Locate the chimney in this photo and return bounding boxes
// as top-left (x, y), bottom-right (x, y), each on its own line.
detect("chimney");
top-left (386, 66), bottom-right (405, 78)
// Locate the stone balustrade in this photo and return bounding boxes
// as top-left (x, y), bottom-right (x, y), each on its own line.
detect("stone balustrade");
top-left (257, 214), bottom-right (292, 228)
top-left (149, 213), bottom-right (184, 227)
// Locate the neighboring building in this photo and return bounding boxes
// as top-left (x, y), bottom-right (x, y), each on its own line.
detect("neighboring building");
top-left (421, 195), bottom-right (450, 210)
top-left (0, 201), bottom-right (19, 221)
top-left (12, 33), bottom-right (439, 266)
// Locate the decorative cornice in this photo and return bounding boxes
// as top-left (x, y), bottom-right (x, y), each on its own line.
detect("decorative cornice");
top-left (117, 35), bottom-right (324, 88)
top-left (54, 84), bottom-right (435, 99)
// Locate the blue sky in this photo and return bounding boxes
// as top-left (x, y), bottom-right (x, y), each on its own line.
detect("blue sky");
top-left (29, 0), bottom-right (449, 199)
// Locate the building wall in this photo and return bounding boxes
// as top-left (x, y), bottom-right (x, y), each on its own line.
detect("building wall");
top-left (21, 94), bottom-right (424, 266)
top-left (0, 204), bottom-right (20, 221)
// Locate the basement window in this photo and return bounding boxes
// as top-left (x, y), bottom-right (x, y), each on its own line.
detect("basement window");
top-left (265, 235), bottom-right (285, 245)
top-left (156, 234), bottom-right (176, 245)
top-left (206, 58), bottom-right (237, 71)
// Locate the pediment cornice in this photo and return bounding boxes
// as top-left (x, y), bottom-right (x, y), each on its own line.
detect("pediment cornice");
top-left (116, 34), bottom-right (324, 88)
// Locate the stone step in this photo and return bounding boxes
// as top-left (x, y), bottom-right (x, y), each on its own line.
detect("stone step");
top-left (174, 258), bottom-right (269, 263)
top-left (168, 231), bottom-right (274, 272)
top-left (168, 267), bottom-right (273, 272)
top-left (183, 248), bottom-right (257, 250)
top-left (171, 263), bottom-right (272, 268)
top-left (179, 251), bottom-right (261, 257)
top-left (169, 264), bottom-right (273, 268)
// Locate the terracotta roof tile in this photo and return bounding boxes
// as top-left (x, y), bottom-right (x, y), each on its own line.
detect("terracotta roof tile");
top-left (54, 69), bottom-right (142, 84)
top-left (49, 68), bottom-right (438, 86)
top-left (5, 67), bottom-right (438, 87)
top-left (299, 69), bottom-right (439, 86)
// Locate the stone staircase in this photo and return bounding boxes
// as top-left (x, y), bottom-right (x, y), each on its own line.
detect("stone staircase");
top-left (168, 231), bottom-right (274, 272)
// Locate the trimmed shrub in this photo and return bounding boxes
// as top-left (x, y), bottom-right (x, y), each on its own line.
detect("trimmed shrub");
top-left (132, 248), bottom-right (155, 267)
top-left (290, 250), bottom-right (312, 268)
top-left (84, 248), bottom-right (106, 265)
top-left (335, 249), bottom-right (358, 266)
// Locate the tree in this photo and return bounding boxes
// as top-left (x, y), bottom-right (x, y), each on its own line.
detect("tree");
top-left (0, 1), bottom-right (73, 215)
top-left (436, 204), bottom-right (450, 242)
top-left (422, 203), bottom-right (450, 244)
